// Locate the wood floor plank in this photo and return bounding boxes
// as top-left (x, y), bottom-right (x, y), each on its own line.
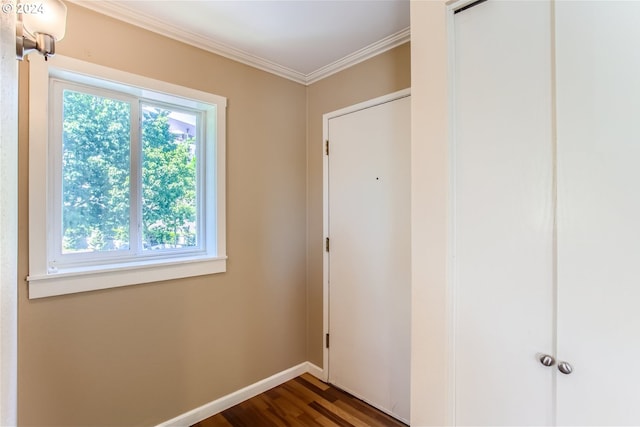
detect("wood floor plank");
top-left (193, 413), bottom-right (234, 427)
top-left (295, 411), bottom-right (334, 427)
top-left (270, 383), bottom-right (339, 425)
top-left (295, 377), bottom-right (406, 427)
top-left (191, 375), bottom-right (406, 427)
top-left (261, 393), bottom-right (310, 427)
top-left (254, 394), bottom-right (291, 424)
top-left (284, 378), bottom-right (335, 405)
top-left (300, 373), bottom-right (330, 391)
top-left (281, 381), bottom-right (365, 426)
top-left (307, 414), bottom-right (343, 427)
top-left (222, 400), bottom-right (280, 427)
top-left (293, 377), bottom-right (339, 403)
top-left (312, 397), bottom-right (376, 427)
top-left (308, 401), bottom-right (356, 427)
top-left (334, 399), bottom-right (405, 427)
top-left (268, 388), bottom-right (311, 418)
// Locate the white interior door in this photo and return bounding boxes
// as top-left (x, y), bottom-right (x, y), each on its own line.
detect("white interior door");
top-left (327, 94), bottom-right (410, 422)
top-left (453, 1), bottom-right (555, 425)
top-left (556, 2), bottom-right (640, 424)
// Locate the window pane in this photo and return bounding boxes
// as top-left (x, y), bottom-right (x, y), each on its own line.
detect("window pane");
top-left (62, 89), bottom-right (131, 253)
top-left (141, 104), bottom-right (198, 250)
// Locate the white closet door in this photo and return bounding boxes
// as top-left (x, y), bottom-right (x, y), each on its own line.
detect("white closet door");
top-left (454, 1), bottom-right (555, 425)
top-left (556, 2), bottom-right (640, 424)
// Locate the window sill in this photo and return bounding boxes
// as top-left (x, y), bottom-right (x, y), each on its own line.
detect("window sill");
top-left (27, 255), bottom-right (227, 299)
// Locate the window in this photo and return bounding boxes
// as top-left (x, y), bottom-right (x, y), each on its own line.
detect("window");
top-left (28, 56), bottom-right (226, 298)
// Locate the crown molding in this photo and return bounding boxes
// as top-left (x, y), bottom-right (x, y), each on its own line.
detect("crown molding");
top-left (306, 27), bottom-right (410, 85)
top-left (68, 0), bottom-right (308, 84)
top-left (68, 1), bottom-right (410, 86)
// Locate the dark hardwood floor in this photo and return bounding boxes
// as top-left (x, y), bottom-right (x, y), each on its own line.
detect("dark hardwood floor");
top-left (192, 373), bottom-right (408, 427)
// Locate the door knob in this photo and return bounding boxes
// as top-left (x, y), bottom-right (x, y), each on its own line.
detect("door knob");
top-left (539, 354), bottom-right (555, 367)
top-left (558, 361), bottom-right (573, 375)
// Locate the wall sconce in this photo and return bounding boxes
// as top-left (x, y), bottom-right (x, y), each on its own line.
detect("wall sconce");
top-left (16, 0), bottom-right (67, 61)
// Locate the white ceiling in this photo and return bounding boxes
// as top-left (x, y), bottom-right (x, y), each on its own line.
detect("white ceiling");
top-left (70, 0), bottom-right (411, 84)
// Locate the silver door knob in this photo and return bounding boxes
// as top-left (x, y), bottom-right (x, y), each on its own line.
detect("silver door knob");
top-left (539, 354), bottom-right (555, 367)
top-left (558, 361), bottom-right (573, 375)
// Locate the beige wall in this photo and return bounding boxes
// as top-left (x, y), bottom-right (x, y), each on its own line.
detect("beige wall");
top-left (18, 4), bottom-right (307, 426)
top-left (16, 3), bottom-right (411, 425)
top-left (305, 44), bottom-right (411, 366)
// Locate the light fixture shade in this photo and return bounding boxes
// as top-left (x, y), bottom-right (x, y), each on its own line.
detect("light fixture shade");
top-left (23, 0), bottom-right (67, 41)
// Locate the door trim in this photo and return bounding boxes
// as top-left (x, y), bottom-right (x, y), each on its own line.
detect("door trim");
top-left (321, 88), bottom-right (411, 382)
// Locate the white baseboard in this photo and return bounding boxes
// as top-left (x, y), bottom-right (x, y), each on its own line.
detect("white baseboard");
top-left (306, 361), bottom-right (324, 381)
top-left (157, 361), bottom-right (323, 427)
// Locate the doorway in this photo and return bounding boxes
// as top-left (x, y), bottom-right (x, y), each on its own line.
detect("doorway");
top-left (322, 90), bottom-right (410, 423)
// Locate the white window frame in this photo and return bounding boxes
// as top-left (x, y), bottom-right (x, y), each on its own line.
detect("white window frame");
top-left (28, 55), bottom-right (227, 299)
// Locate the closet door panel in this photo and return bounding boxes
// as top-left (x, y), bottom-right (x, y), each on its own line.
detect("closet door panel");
top-left (556, 2), bottom-right (640, 425)
top-left (454, 1), bottom-right (554, 424)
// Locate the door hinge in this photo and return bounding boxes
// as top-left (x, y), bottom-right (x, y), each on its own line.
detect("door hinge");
top-left (325, 140), bottom-right (329, 155)
top-left (326, 333), bottom-right (330, 348)
top-left (325, 237), bottom-right (330, 252)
